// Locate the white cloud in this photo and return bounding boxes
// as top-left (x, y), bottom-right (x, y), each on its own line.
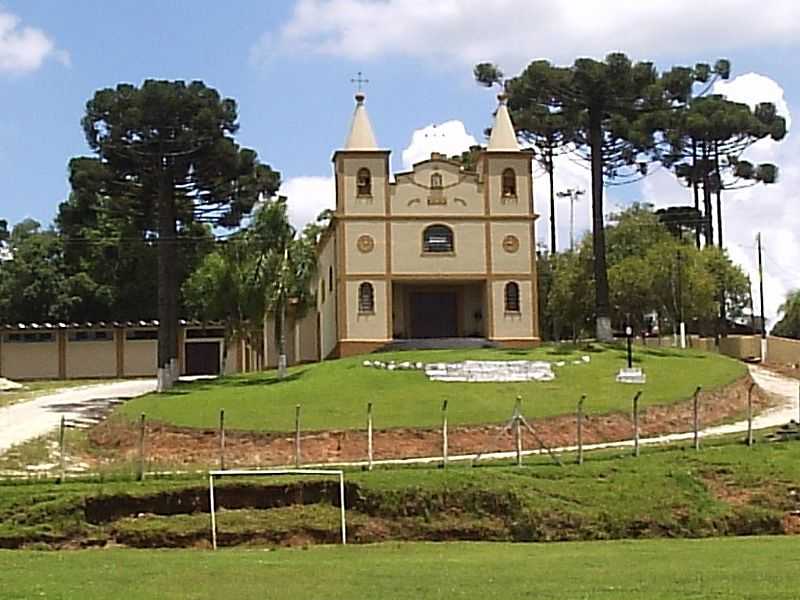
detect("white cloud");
top-left (401, 120), bottom-right (477, 170)
top-left (714, 72), bottom-right (792, 131)
top-left (641, 73), bottom-right (798, 328)
top-left (262, 0), bottom-right (800, 69)
top-left (280, 175), bottom-right (336, 230)
top-left (0, 9), bottom-right (68, 74)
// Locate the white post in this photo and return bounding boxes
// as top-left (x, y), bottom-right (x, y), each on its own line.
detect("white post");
top-left (680, 322), bottom-right (687, 350)
top-left (209, 474), bottom-right (217, 550)
top-left (761, 337), bottom-right (768, 363)
top-left (514, 396), bottom-right (522, 467)
top-left (367, 402), bottom-right (373, 471)
top-left (442, 399), bottom-right (448, 469)
top-left (339, 472), bottom-right (347, 545)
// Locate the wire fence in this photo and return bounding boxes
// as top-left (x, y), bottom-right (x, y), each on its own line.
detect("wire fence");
top-left (0, 380), bottom-right (785, 483)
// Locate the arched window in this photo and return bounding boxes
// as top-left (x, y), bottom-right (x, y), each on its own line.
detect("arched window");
top-left (504, 282), bottom-right (520, 313)
top-left (357, 168), bottom-right (372, 197)
top-left (329, 266), bottom-right (333, 292)
top-left (423, 224), bottom-right (454, 253)
top-left (502, 168), bottom-right (517, 197)
top-left (430, 173), bottom-right (443, 189)
top-left (358, 282), bottom-right (375, 314)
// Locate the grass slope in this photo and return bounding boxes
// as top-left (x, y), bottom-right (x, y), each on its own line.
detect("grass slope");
top-left (1, 433), bottom-right (798, 548)
top-left (1, 537), bottom-right (798, 599)
top-left (118, 344), bottom-right (745, 431)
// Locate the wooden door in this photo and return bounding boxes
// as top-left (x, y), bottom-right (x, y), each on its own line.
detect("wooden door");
top-left (185, 342), bottom-right (221, 375)
top-left (410, 292), bottom-right (458, 338)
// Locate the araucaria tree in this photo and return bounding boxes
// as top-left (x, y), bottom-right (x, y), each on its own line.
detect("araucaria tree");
top-left (499, 53), bottom-right (692, 341)
top-left (77, 80), bottom-right (280, 372)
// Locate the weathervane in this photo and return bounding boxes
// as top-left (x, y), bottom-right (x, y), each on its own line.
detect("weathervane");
top-left (350, 71), bottom-right (369, 92)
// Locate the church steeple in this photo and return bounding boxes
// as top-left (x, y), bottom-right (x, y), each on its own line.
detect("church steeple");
top-left (487, 93), bottom-right (519, 152)
top-left (344, 92), bottom-right (378, 150)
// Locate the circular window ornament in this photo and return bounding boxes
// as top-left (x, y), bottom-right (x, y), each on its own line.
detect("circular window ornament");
top-left (502, 235), bottom-right (520, 254)
top-left (357, 234), bottom-right (375, 253)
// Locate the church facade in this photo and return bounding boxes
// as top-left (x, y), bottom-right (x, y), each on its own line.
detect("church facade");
top-left (315, 92), bottom-right (541, 359)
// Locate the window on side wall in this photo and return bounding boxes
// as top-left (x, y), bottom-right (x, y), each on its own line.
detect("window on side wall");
top-left (358, 282), bottom-right (375, 314)
top-left (504, 282), bottom-right (521, 313)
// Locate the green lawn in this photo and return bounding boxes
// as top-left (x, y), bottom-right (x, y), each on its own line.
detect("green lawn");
top-left (1, 537), bottom-right (797, 599)
top-left (118, 344), bottom-right (746, 431)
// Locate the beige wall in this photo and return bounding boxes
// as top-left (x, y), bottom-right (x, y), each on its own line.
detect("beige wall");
top-left (124, 340), bottom-right (157, 377)
top-left (767, 336), bottom-right (800, 365)
top-left (317, 232), bottom-right (338, 359)
top-left (344, 221), bottom-right (386, 274)
top-left (391, 221), bottom-right (486, 275)
top-left (0, 339), bottom-right (59, 380)
top-left (490, 279), bottom-right (536, 340)
top-left (336, 153), bottom-right (388, 216)
top-left (391, 161), bottom-right (484, 217)
top-left (482, 154), bottom-right (533, 217)
top-left (66, 336), bottom-right (116, 378)
top-left (719, 335), bottom-right (761, 360)
top-left (345, 279), bottom-right (390, 341)
top-left (490, 221), bottom-right (533, 274)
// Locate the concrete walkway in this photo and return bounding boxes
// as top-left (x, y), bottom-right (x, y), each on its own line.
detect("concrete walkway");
top-left (0, 379), bottom-right (156, 454)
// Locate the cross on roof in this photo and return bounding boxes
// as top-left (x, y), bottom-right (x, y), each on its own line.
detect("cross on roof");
top-left (350, 71), bottom-right (369, 92)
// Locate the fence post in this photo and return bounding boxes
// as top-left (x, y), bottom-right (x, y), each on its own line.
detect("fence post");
top-left (137, 413), bottom-right (146, 481)
top-left (633, 391), bottom-right (642, 458)
top-left (514, 396), bottom-right (523, 467)
top-left (367, 402), bottom-right (374, 471)
top-left (693, 386), bottom-right (702, 451)
top-left (294, 404), bottom-right (301, 467)
top-left (577, 395), bottom-right (586, 465)
top-left (219, 409), bottom-right (226, 470)
top-left (747, 383), bottom-right (755, 447)
top-left (441, 399), bottom-right (449, 469)
top-left (58, 415), bottom-right (66, 482)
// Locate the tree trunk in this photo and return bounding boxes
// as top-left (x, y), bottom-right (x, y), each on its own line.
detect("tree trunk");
top-left (702, 142), bottom-right (714, 247)
top-left (691, 140), bottom-right (701, 249)
top-left (589, 109), bottom-right (612, 342)
top-left (157, 163), bottom-right (178, 372)
top-left (548, 148), bottom-right (556, 255)
top-left (714, 142), bottom-right (724, 249)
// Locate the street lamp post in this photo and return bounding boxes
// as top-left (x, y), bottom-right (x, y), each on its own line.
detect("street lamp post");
top-left (625, 325), bottom-right (633, 369)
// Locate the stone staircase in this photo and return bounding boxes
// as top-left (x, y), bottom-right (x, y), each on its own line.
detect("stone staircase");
top-left (379, 337), bottom-right (499, 352)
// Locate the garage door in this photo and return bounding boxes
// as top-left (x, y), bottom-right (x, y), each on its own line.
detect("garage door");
top-left (185, 342), bottom-right (221, 376)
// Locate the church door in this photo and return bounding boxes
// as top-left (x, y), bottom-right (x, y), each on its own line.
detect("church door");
top-left (410, 292), bottom-right (458, 338)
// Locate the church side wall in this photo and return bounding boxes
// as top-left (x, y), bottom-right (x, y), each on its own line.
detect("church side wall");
top-left (317, 231), bottom-right (339, 359)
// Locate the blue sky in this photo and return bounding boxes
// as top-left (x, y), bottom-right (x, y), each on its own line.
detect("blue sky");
top-left (1, 0), bottom-right (799, 322)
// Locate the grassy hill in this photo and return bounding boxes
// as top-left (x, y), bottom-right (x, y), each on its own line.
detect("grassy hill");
top-left (117, 344), bottom-right (746, 431)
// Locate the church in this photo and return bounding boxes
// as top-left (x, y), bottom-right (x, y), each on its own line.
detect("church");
top-left (314, 91), bottom-right (541, 358)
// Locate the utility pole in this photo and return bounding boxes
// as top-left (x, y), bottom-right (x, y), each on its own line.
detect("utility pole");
top-left (676, 249), bottom-right (686, 349)
top-left (757, 232), bottom-right (767, 361)
top-left (557, 188), bottom-right (585, 252)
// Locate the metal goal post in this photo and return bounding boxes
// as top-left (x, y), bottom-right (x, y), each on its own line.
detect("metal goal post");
top-left (207, 468), bottom-right (347, 550)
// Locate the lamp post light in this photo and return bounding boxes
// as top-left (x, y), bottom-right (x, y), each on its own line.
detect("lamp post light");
top-left (625, 325), bottom-right (633, 369)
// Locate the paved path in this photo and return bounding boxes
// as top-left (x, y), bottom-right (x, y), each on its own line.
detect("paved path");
top-left (0, 379), bottom-right (156, 454)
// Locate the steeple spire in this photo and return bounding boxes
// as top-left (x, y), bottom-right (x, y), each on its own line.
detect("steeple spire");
top-left (487, 93), bottom-right (519, 152)
top-left (344, 92), bottom-right (378, 150)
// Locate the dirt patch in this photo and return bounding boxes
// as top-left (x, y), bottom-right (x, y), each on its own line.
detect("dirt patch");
top-left (765, 362), bottom-right (800, 381)
top-left (782, 512), bottom-right (800, 534)
top-left (83, 374), bottom-right (773, 469)
top-left (701, 470), bottom-right (756, 506)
